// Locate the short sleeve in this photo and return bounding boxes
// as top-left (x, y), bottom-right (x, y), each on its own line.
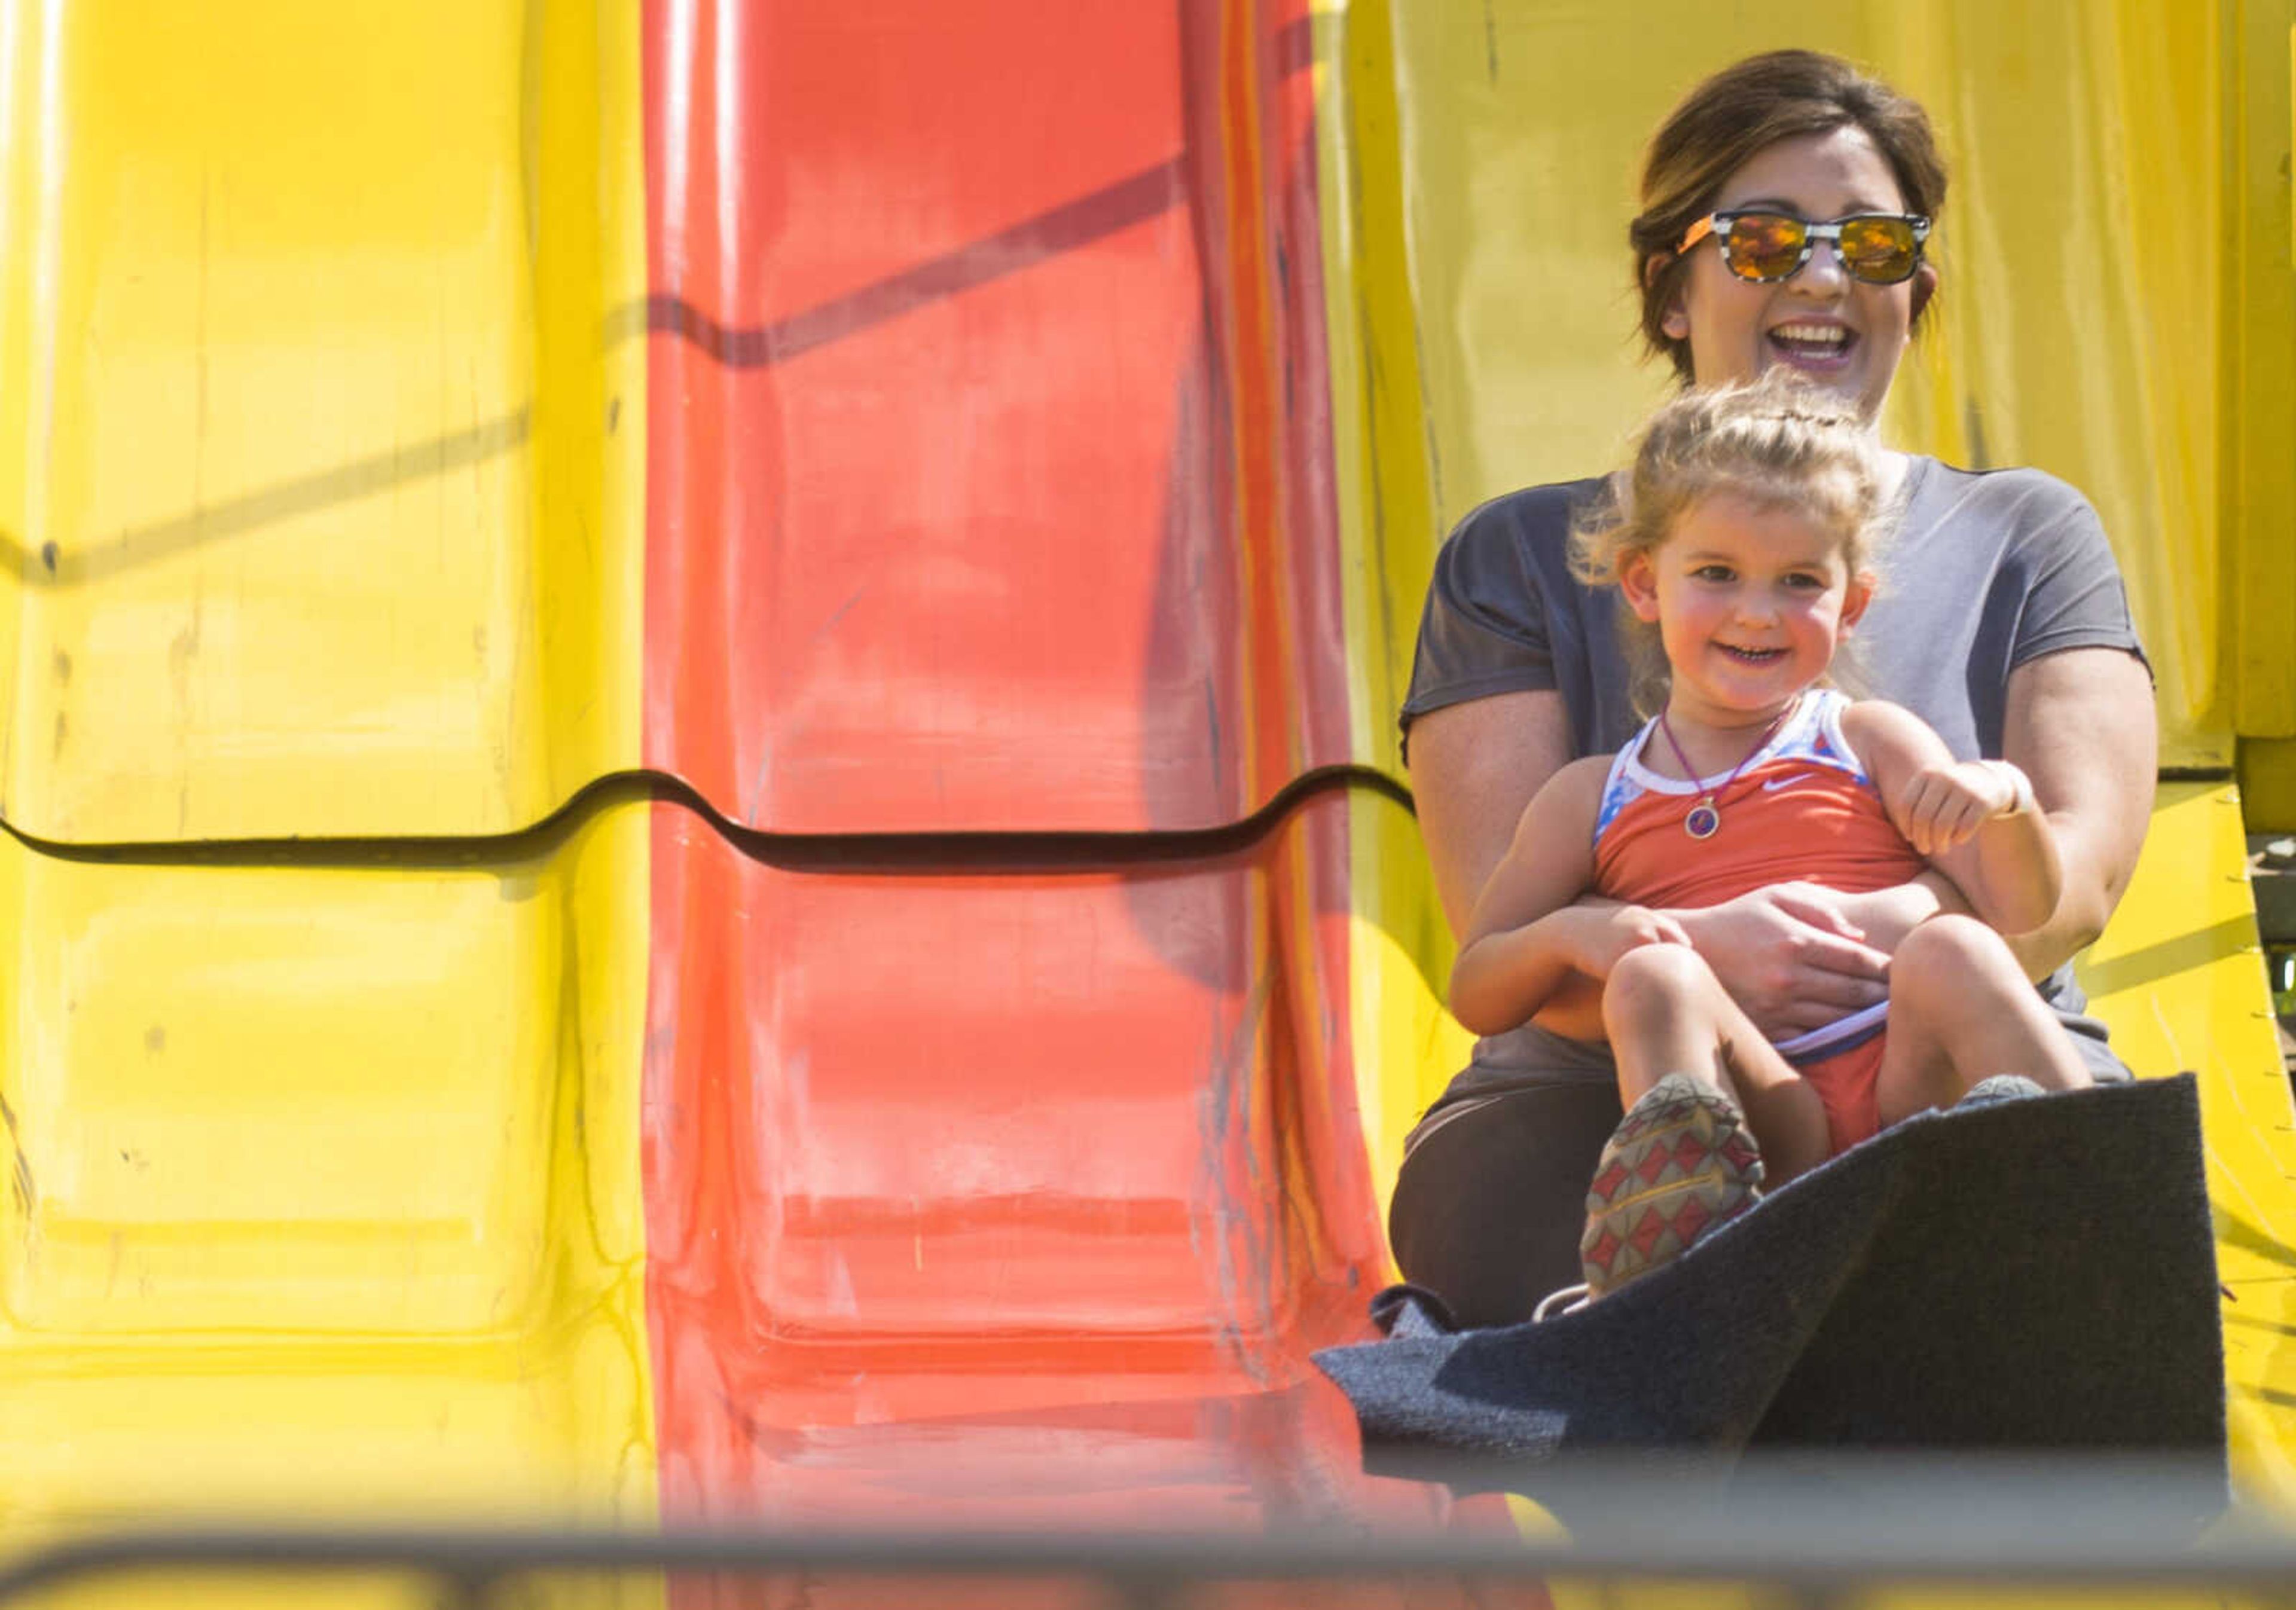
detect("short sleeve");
top-left (1398, 482), bottom-right (1598, 756)
top-left (2005, 481), bottom-right (2152, 679)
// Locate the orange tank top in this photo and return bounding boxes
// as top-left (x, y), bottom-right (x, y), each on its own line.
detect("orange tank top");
top-left (1592, 689), bottom-right (1925, 912)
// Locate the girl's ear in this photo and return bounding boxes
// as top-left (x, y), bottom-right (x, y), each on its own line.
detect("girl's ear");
top-left (1619, 551), bottom-right (1664, 622)
top-left (1839, 570), bottom-right (1877, 633)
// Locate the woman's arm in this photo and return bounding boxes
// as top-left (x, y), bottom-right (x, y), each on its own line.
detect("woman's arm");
top-left (1448, 757), bottom-right (1689, 1035)
top-left (1410, 692), bottom-right (1616, 1038)
top-left (1850, 701), bottom-right (2065, 934)
top-left (1408, 691), bottom-right (1576, 936)
top-left (1998, 647), bottom-right (2157, 974)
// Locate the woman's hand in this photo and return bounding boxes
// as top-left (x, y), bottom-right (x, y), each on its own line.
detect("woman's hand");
top-left (1672, 883), bottom-right (1894, 1037)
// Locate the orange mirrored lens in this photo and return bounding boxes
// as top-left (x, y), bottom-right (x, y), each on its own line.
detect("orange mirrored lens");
top-left (1722, 214), bottom-right (1806, 280)
top-left (1839, 216), bottom-right (1918, 280)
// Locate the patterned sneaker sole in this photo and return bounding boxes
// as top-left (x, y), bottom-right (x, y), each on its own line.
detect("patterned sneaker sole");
top-left (1580, 1074), bottom-right (1764, 1299)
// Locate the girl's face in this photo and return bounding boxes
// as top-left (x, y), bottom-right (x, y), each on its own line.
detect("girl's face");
top-left (1618, 490), bottom-right (1873, 728)
top-left (1659, 125), bottom-right (1932, 421)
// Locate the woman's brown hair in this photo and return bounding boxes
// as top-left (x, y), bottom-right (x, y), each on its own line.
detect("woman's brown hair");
top-left (1633, 50), bottom-right (1948, 382)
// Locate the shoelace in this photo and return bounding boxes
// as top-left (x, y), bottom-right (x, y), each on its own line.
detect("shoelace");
top-left (1531, 1282), bottom-right (1591, 1322)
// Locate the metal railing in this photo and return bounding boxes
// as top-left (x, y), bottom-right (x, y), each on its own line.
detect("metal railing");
top-left (0, 1456), bottom-right (2282, 1608)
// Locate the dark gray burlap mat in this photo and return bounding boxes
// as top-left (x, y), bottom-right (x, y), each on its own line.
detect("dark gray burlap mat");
top-left (1315, 1075), bottom-right (2225, 1495)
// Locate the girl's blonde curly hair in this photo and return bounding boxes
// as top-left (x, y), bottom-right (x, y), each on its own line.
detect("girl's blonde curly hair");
top-left (1571, 372), bottom-right (1895, 716)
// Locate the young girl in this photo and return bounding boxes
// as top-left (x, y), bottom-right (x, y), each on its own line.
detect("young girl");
top-left (1448, 375), bottom-right (2092, 1303)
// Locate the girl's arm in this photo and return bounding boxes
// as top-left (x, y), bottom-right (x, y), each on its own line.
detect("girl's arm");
top-left (1846, 701), bottom-right (2063, 936)
top-left (1448, 757), bottom-right (1690, 1036)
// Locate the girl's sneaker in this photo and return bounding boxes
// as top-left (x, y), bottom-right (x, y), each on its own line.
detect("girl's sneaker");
top-left (1956, 1074), bottom-right (2047, 1110)
top-left (1578, 1074), bottom-right (1764, 1300)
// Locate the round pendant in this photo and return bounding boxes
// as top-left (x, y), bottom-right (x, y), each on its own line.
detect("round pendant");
top-left (1684, 802), bottom-right (1720, 839)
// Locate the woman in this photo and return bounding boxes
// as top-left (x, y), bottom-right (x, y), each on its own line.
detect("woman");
top-left (1390, 49), bottom-right (2156, 1329)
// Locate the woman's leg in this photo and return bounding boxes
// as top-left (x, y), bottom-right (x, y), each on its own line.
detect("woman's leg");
top-left (1388, 1083), bottom-right (1623, 1328)
top-left (1875, 914), bottom-right (2094, 1125)
top-left (1599, 943), bottom-right (1831, 1184)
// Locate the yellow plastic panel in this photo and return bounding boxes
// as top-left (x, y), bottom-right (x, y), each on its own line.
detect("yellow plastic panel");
top-left (0, 0), bottom-right (646, 842)
top-left (1320, 0), bottom-right (2252, 776)
top-left (0, 804), bottom-right (656, 1536)
top-left (1346, 787), bottom-right (1468, 1244)
top-left (2079, 782), bottom-right (2296, 1510)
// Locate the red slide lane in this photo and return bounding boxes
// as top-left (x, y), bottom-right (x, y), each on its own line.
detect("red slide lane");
top-left (635, 5), bottom-right (1532, 1596)
top-left (640, 796), bottom-right (1396, 1516)
top-left (640, 0), bottom-right (1351, 836)
top-left (637, 795), bottom-right (1544, 1599)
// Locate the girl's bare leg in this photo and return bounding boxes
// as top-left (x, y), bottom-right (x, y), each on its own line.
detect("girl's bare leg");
top-left (1600, 943), bottom-right (1832, 1184)
top-left (1875, 914), bottom-right (2093, 1125)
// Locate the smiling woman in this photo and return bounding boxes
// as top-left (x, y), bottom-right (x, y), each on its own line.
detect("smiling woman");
top-left (1389, 49), bottom-right (2158, 1330)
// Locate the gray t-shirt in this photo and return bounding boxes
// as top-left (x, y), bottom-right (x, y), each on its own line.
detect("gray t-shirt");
top-left (1402, 456), bottom-right (2150, 1101)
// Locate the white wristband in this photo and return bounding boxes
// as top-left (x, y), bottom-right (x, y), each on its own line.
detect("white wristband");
top-left (1987, 760), bottom-right (2037, 818)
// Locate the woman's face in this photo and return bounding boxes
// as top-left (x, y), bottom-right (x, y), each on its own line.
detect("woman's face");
top-left (1659, 125), bottom-right (1932, 420)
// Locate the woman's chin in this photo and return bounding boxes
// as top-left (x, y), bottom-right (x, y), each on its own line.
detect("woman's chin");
top-left (1754, 344), bottom-right (1899, 420)
top-left (1758, 347), bottom-right (1860, 390)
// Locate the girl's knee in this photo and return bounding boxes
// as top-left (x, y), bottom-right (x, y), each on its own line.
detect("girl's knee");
top-left (1892, 914), bottom-right (2020, 1001)
top-left (1601, 943), bottom-right (1718, 1027)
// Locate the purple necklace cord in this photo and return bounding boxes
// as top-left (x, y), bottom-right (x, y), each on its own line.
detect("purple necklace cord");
top-left (1654, 695), bottom-right (1798, 840)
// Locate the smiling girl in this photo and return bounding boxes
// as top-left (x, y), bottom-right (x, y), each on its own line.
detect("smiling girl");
top-left (1447, 376), bottom-right (2091, 1302)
